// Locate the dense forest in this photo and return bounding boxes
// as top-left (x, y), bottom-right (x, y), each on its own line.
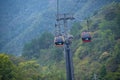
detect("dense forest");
top-left (0, 1), bottom-right (120, 80)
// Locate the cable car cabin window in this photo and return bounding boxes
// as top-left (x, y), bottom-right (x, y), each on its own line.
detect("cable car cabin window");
top-left (54, 36), bottom-right (64, 46)
top-left (81, 32), bottom-right (91, 42)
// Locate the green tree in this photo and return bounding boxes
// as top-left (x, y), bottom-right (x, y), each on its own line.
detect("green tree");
top-left (16, 60), bottom-right (41, 80)
top-left (0, 54), bottom-right (15, 80)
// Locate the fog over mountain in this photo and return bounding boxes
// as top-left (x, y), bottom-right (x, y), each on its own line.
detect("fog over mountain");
top-left (0, 0), bottom-right (119, 55)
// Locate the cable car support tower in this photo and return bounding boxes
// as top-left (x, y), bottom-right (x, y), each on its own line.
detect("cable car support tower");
top-left (55, 0), bottom-right (75, 80)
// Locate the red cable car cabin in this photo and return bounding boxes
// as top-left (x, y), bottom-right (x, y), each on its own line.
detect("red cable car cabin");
top-left (81, 32), bottom-right (91, 42)
top-left (54, 36), bottom-right (64, 46)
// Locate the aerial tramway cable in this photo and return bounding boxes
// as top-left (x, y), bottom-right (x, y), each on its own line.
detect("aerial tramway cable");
top-left (54, 0), bottom-right (65, 46)
top-left (54, 0), bottom-right (82, 46)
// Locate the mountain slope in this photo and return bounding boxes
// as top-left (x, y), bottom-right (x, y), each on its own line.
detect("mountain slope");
top-left (0, 2), bottom-right (120, 80)
top-left (71, 2), bottom-right (120, 79)
top-left (21, 2), bottom-right (120, 79)
top-left (0, 0), bottom-right (119, 55)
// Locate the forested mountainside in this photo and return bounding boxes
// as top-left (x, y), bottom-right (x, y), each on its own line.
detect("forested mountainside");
top-left (0, 2), bottom-right (120, 80)
top-left (0, 0), bottom-right (119, 55)
top-left (71, 2), bottom-right (120, 80)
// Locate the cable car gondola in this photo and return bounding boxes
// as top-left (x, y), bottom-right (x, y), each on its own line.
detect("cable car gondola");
top-left (81, 19), bottom-right (92, 42)
top-left (54, 35), bottom-right (65, 46)
top-left (81, 31), bottom-right (91, 42)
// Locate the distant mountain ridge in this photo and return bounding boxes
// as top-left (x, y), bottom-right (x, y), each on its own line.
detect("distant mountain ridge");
top-left (0, 0), bottom-right (119, 55)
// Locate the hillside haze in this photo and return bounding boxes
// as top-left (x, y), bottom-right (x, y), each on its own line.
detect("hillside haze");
top-left (0, 0), bottom-right (119, 55)
top-left (0, 0), bottom-right (55, 55)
